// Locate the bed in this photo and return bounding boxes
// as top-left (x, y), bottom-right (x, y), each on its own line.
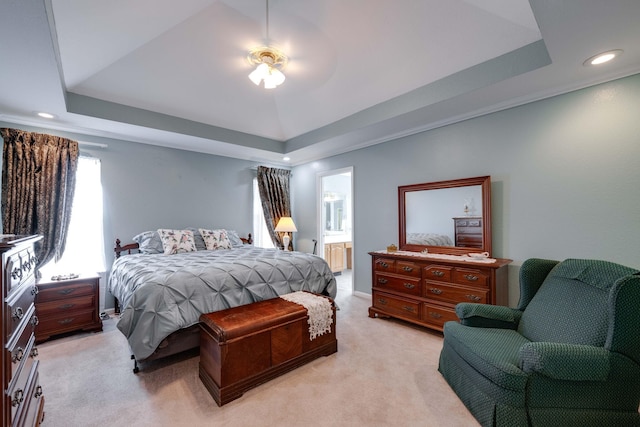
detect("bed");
top-left (108, 230), bottom-right (337, 371)
top-left (406, 232), bottom-right (453, 246)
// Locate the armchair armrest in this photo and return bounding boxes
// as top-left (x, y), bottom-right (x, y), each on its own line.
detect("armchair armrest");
top-left (455, 303), bottom-right (522, 329)
top-left (519, 342), bottom-right (610, 381)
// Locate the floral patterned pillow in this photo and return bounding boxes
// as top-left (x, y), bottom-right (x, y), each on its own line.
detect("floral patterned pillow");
top-left (157, 229), bottom-right (197, 255)
top-left (199, 228), bottom-right (233, 250)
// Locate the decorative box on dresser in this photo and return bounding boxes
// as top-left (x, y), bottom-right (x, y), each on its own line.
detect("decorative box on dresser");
top-left (1, 235), bottom-right (45, 427)
top-left (35, 273), bottom-right (102, 343)
top-left (368, 251), bottom-right (511, 331)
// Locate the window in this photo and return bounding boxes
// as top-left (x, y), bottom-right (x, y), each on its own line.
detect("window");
top-left (40, 156), bottom-right (105, 277)
top-left (252, 178), bottom-right (274, 248)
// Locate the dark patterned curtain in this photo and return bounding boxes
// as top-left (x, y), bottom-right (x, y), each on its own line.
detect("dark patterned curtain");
top-left (256, 166), bottom-right (292, 250)
top-left (1, 128), bottom-right (79, 269)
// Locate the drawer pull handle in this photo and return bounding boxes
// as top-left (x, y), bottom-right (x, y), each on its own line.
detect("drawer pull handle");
top-left (12, 306), bottom-right (24, 320)
top-left (377, 298), bottom-right (388, 305)
top-left (34, 385), bottom-right (43, 398)
top-left (403, 306), bottom-right (415, 312)
top-left (466, 294), bottom-right (481, 302)
top-left (12, 347), bottom-right (24, 363)
top-left (377, 278), bottom-right (388, 285)
top-left (429, 288), bottom-right (443, 295)
top-left (58, 318), bottom-right (75, 325)
top-left (432, 270), bottom-right (444, 277)
top-left (59, 303), bottom-right (75, 310)
top-left (58, 288), bottom-right (76, 295)
top-left (378, 261), bottom-right (389, 268)
top-left (12, 389), bottom-right (24, 407)
top-left (429, 312), bottom-right (442, 319)
top-left (30, 347), bottom-right (39, 358)
top-left (403, 283), bottom-right (415, 289)
top-left (31, 316), bottom-right (39, 327)
top-left (31, 285), bottom-right (39, 296)
top-left (402, 266), bottom-right (414, 272)
top-left (464, 274), bottom-right (479, 281)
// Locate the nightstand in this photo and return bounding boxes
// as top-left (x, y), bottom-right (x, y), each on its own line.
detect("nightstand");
top-left (35, 273), bottom-right (103, 342)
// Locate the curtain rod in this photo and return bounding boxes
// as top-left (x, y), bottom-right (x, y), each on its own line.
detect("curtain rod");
top-left (79, 141), bottom-right (108, 149)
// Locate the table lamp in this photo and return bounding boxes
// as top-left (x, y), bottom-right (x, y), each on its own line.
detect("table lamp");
top-left (274, 217), bottom-right (297, 251)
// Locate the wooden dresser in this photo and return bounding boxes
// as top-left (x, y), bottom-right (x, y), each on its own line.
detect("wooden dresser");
top-left (1, 235), bottom-right (45, 427)
top-left (369, 251), bottom-right (511, 331)
top-left (35, 274), bottom-right (102, 343)
top-left (453, 216), bottom-right (483, 248)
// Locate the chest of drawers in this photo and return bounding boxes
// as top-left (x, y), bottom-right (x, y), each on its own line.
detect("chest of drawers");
top-left (35, 274), bottom-right (102, 343)
top-left (453, 216), bottom-right (483, 249)
top-left (2, 235), bottom-right (45, 427)
top-left (368, 251), bottom-right (511, 331)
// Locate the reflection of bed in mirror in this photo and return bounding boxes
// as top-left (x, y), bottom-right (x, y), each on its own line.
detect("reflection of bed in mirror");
top-left (406, 232), bottom-right (453, 246)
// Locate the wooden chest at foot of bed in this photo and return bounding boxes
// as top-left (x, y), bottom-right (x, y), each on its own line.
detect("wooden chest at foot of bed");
top-left (199, 295), bottom-right (337, 406)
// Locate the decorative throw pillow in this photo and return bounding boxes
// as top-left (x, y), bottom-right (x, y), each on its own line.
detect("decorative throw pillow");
top-left (186, 227), bottom-right (207, 251)
top-left (157, 229), bottom-right (197, 255)
top-left (132, 230), bottom-right (164, 254)
top-left (199, 228), bottom-right (233, 250)
top-left (226, 230), bottom-right (244, 247)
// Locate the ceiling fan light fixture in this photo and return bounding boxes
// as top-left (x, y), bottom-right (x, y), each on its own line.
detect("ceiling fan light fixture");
top-left (248, 47), bottom-right (288, 89)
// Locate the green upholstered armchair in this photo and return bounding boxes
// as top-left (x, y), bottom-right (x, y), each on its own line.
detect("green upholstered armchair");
top-left (438, 258), bottom-right (640, 427)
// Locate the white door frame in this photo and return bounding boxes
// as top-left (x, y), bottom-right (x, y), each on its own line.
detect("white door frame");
top-left (317, 166), bottom-right (354, 293)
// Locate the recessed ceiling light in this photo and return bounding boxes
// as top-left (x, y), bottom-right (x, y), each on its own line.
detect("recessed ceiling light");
top-left (36, 112), bottom-right (55, 119)
top-left (583, 49), bottom-right (623, 66)
top-left (283, 156), bottom-right (291, 161)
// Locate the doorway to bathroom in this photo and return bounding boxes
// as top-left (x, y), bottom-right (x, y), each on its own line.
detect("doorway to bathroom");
top-left (317, 167), bottom-right (353, 294)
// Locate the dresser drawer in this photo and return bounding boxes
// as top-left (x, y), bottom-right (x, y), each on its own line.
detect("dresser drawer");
top-left (424, 281), bottom-right (489, 305)
top-left (453, 268), bottom-right (489, 287)
top-left (6, 282), bottom-right (37, 340)
top-left (12, 360), bottom-right (43, 427)
top-left (373, 257), bottom-right (396, 273)
top-left (372, 291), bottom-right (420, 320)
top-left (7, 333), bottom-right (37, 408)
top-left (423, 265), bottom-right (453, 282)
top-left (395, 261), bottom-right (421, 278)
top-left (37, 280), bottom-right (95, 303)
top-left (4, 246), bottom-right (38, 296)
top-left (422, 303), bottom-right (458, 329)
top-left (455, 218), bottom-right (481, 227)
top-left (36, 309), bottom-right (96, 336)
top-left (374, 273), bottom-right (421, 296)
top-left (456, 234), bottom-right (483, 245)
top-left (6, 317), bottom-right (36, 386)
top-left (36, 294), bottom-right (95, 317)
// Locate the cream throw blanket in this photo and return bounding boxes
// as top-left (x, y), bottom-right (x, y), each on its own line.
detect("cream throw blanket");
top-left (280, 292), bottom-right (333, 340)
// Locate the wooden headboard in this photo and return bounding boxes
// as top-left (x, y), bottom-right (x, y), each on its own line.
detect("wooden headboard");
top-left (114, 234), bottom-right (253, 258)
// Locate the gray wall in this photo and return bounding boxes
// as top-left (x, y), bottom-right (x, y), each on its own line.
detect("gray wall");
top-left (291, 73), bottom-right (640, 306)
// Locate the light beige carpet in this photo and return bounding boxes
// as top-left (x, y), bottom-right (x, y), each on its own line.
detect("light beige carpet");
top-left (38, 284), bottom-right (479, 427)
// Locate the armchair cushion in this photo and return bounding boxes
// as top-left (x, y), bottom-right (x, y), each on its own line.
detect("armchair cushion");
top-left (443, 321), bottom-right (530, 391)
top-left (517, 259), bottom-right (637, 346)
top-left (456, 303), bottom-right (522, 329)
top-left (519, 342), bottom-right (610, 381)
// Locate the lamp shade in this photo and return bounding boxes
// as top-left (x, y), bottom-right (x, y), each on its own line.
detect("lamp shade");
top-left (274, 217), bottom-right (297, 232)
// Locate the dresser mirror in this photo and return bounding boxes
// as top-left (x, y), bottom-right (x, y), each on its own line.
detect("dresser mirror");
top-left (398, 176), bottom-right (492, 255)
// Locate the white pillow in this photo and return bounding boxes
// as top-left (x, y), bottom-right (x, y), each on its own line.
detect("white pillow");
top-left (157, 229), bottom-right (197, 255)
top-left (199, 228), bottom-right (233, 250)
